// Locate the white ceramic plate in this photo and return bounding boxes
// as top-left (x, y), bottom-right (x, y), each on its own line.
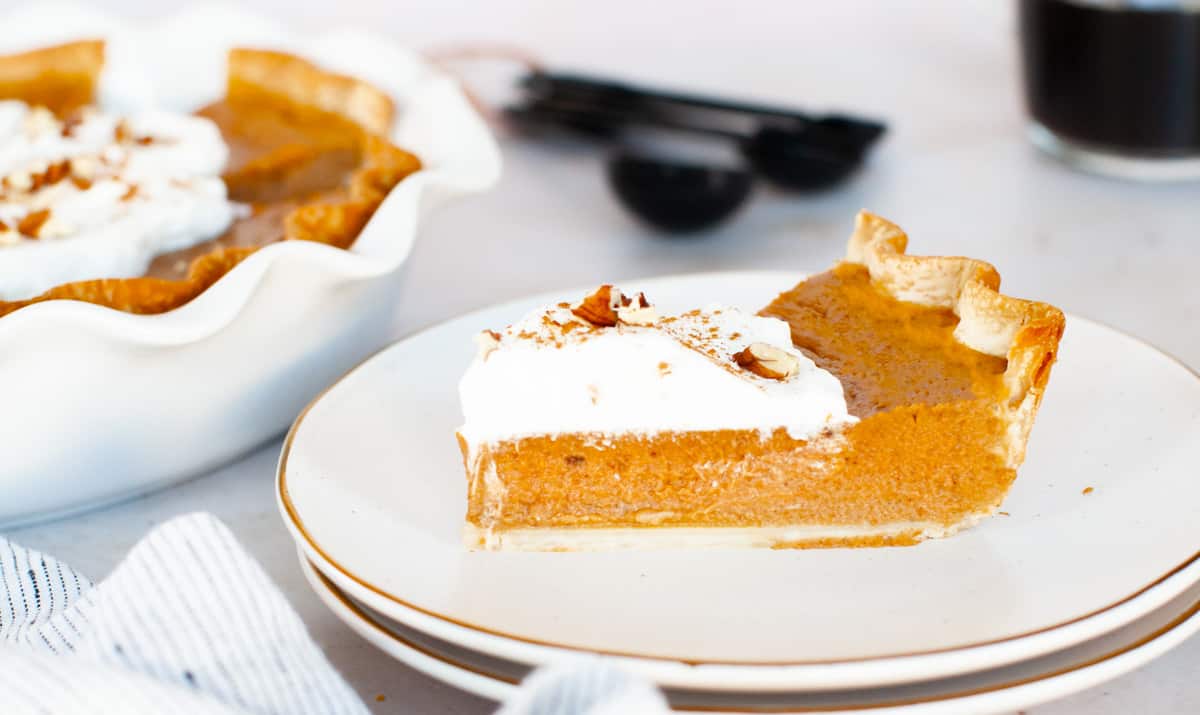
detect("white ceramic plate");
top-left (278, 271), bottom-right (1200, 691)
top-left (0, 4), bottom-right (500, 526)
top-left (299, 553), bottom-right (1200, 714)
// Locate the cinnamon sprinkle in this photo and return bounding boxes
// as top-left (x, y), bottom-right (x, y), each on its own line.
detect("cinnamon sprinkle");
top-left (60, 115), bottom-right (83, 137)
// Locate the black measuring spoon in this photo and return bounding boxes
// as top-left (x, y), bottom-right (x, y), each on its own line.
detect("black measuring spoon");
top-left (607, 153), bottom-right (754, 233)
top-left (509, 101), bottom-right (880, 231)
top-left (507, 77), bottom-right (885, 232)
top-left (509, 100), bottom-right (875, 191)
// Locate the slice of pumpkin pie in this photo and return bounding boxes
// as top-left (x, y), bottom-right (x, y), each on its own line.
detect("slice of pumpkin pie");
top-left (458, 212), bottom-right (1065, 551)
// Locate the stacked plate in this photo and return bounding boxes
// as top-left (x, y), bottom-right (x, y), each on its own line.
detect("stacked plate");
top-left (277, 272), bottom-right (1200, 714)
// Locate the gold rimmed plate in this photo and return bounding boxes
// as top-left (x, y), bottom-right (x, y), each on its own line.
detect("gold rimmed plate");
top-left (298, 552), bottom-right (1200, 713)
top-left (278, 271), bottom-right (1200, 692)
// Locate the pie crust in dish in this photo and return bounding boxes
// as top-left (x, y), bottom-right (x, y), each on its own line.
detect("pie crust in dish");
top-left (0, 40), bottom-right (421, 318)
top-left (457, 212), bottom-right (1065, 551)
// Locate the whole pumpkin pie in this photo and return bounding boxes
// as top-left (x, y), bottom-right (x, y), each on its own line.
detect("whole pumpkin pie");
top-left (457, 212), bottom-right (1065, 551)
top-left (0, 40), bottom-right (420, 316)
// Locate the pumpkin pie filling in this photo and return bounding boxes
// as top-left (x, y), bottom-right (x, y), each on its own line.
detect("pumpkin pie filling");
top-left (459, 213), bottom-right (1064, 551)
top-left (146, 84), bottom-right (383, 280)
top-left (0, 41), bottom-right (420, 316)
top-left (765, 262), bottom-right (1009, 416)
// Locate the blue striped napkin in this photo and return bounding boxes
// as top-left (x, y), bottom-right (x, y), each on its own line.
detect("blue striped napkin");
top-left (0, 513), bottom-right (668, 715)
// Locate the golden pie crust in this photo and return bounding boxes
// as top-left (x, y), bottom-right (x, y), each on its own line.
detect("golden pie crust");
top-left (462, 212), bottom-right (1065, 551)
top-left (0, 40), bottom-right (103, 116)
top-left (0, 41), bottom-right (421, 318)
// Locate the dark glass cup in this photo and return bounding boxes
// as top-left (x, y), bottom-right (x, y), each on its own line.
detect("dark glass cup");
top-left (1019, 0), bottom-right (1200, 179)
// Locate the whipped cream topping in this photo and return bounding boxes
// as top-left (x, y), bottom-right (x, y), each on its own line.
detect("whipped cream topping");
top-left (458, 288), bottom-right (856, 445)
top-left (0, 101), bottom-right (236, 300)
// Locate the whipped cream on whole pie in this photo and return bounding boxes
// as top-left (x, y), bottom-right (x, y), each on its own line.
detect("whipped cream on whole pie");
top-left (458, 286), bottom-right (856, 457)
top-left (0, 101), bottom-right (236, 300)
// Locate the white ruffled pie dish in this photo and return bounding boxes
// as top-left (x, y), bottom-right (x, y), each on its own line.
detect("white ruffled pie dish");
top-left (0, 5), bottom-right (501, 526)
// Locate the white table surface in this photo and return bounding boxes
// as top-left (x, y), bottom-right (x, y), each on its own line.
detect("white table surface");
top-left (9, 0), bottom-right (1200, 713)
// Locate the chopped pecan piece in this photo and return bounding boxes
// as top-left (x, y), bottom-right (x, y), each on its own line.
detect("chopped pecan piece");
top-left (732, 342), bottom-right (800, 380)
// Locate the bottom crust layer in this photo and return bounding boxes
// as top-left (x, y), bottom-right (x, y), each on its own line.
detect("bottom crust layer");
top-left (464, 510), bottom-right (994, 552)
